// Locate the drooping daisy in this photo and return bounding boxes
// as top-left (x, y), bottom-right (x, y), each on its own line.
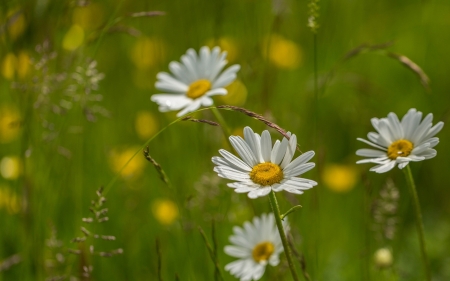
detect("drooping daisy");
top-left (224, 213), bottom-right (289, 281)
top-left (212, 126), bottom-right (317, 199)
top-left (151, 46), bottom-right (240, 117)
top-left (356, 108), bottom-right (444, 173)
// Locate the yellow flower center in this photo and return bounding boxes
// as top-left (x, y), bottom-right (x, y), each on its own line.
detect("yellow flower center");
top-left (252, 241), bottom-right (275, 263)
top-left (250, 163), bottom-right (283, 186)
top-left (186, 79), bottom-right (211, 99)
top-left (387, 139), bottom-right (414, 160)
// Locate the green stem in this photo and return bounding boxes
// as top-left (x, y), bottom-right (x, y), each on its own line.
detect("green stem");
top-left (210, 106), bottom-right (232, 138)
top-left (103, 107), bottom-right (214, 195)
top-left (268, 191), bottom-right (299, 281)
top-left (403, 165), bottom-right (431, 281)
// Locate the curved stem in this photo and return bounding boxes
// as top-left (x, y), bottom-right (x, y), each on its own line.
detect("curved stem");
top-left (268, 191), bottom-right (299, 281)
top-left (403, 165), bottom-right (431, 281)
top-left (103, 107), bottom-right (214, 195)
top-left (210, 106), bottom-right (231, 137)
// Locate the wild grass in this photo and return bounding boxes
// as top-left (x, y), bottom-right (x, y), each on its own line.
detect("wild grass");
top-left (1, 0), bottom-right (450, 280)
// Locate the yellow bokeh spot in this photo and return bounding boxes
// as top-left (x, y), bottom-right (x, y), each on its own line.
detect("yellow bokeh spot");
top-left (0, 105), bottom-right (21, 143)
top-left (0, 185), bottom-right (21, 214)
top-left (6, 10), bottom-right (26, 40)
top-left (1, 53), bottom-right (17, 80)
top-left (1, 52), bottom-right (30, 80)
top-left (16, 51), bottom-right (30, 79)
top-left (152, 199), bottom-right (179, 225)
top-left (217, 79), bottom-right (247, 106)
top-left (262, 34), bottom-right (302, 70)
top-left (135, 111), bottom-right (159, 140)
top-left (231, 127), bottom-right (244, 138)
top-left (206, 37), bottom-right (239, 62)
top-left (130, 37), bottom-right (167, 69)
top-left (72, 3), bottom-right (104, 30)
top-left (0, 156), bottom-right (22, 180)
top-left (322, 164), bottom-right (358, 193)
top-left (109, 147), bottom-right (146, 179)
top-left (62, 25), bottom-right (85, 51)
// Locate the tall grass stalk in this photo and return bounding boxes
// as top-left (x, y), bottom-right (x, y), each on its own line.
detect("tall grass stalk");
top-left (268, 190), bottom-right (299, 281)
top-left (403, 165), bottom-right (431, 281)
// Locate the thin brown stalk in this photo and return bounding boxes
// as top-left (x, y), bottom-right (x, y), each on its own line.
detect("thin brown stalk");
top-left (217, 105), bottom-right (303, 153)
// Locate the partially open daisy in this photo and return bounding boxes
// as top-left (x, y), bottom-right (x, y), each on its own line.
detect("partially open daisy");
top-left (224, 213), bottom-right (289, 281)
top-left (356, 108), bottom-right (444, 173)
top-left (212, 126), bottom-right (317, 199)
top-left (151, 46), bottom-right (240, 117)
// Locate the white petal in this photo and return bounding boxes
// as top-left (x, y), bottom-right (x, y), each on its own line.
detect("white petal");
top-left (205, 87), bottom-right (227, 97)
top-left (370, 161), bottom-right (396, 173)
top-left (176, 99), bottom-right (201, 117)
top-left (224, 246), bottom-right (250, 258)
top-left (244, 127), bottom-right (262, 163)
top-left (422, 121), bottom-right (444, 141)
top-left (151, 94), bottom-right (191, 111)
top-left (229, 136), bottom-right (258, 167)
top-left (284, 163), bottom-right (315, 178)
top-left (280, 134), bottom-right (297, 168)
top-left (411, 113), bottom-right (433, 144)
top-left (256, 187), bottom-right (271, 197)
top-left (218, 149), bottom-right (252, 171)
top-left (356, 148), bottom-right (386, 157)
top-left (168, 61), bottom-right (190, 84)
top-left (356, 138), bottom-right (387, 151)
top-left (212, 64), bottom-right (241, 88)
top-left (388, 112), bottom-right (404, 139)
top-left (283, 151), bottom-right (315, 173)
top-left (260, 130), bottom-right (272, 162)
top-left (155, 72), bottom-right (189, 92)
top-left (272, 137), bottom-right (289, 165)
top-left (377, 119), bottom-right (394, 143)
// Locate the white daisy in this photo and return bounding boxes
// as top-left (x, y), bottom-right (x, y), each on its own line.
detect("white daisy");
top-left (356, 108), bottom-right (444, 173)
top-left (151, 46), bottom-right (240, 117)
top-left (212, 126), bottom-right (317, 199)
top-left (224, 213), bottom-right (289, 281)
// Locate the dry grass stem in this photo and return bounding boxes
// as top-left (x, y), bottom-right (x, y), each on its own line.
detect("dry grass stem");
top-left (217, 105), bottom-right (303, 153)
top-left (182, 116), bottom-right (219, 127)
top-left (143, 146), bottom-right (171, 185)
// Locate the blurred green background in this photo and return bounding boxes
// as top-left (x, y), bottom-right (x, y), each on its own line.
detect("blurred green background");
top-left (1, 0), bottom-right (449, 280)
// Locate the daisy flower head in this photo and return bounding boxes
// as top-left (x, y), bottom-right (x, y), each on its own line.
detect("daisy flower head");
top-left (224, 213), bottom-right (289, 281)
top-left (356, 108), bottom-right (444, 173)
top-left (151, 46), bottom-right (241, 117)
top-left (212, 126), bottom-right (317, 199)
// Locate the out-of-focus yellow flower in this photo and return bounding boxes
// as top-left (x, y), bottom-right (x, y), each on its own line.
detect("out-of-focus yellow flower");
top-left (374, 248), bottom-right (393, 268)
top-left (322, 164), bottom-right (358, 193)
top-left (1, 52), bottom-right (30, 80)
top-left (262, 34), bottom-right (302, 70)
top-left (0, 105), bottom-right (21, 143)
top-left (62, 25), bottom-right (85, 51)
top-left (130, 37), bottom-right (167, 69)
top-left (109, 146), bottom-right (146, 179)
top-left (231, 127), bottom-right (245, 138)
top-left (217, 79), bottom-right (247, 106)
top-left (6, 9), bottom-right (26, 40)
top-left (205, 37), bottom-right (239, 62)
top-left (0, 185), bottom-right (21, 214)
top-left (135, 111), bottom-right (159, 140)
top-left (0, 156), bottom-right (22, 180)
top-left (1, 53), bottom-right (17, 80)
top-left (16, 51), bottom-right (30, 79)
top-left (152, 199), bottom-right (179, 225)
top-left (72, 3), bottom-right (104, 30)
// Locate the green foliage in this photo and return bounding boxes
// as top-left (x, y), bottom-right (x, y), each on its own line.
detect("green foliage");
top-left (1, 0), bottom-right (449, 280)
